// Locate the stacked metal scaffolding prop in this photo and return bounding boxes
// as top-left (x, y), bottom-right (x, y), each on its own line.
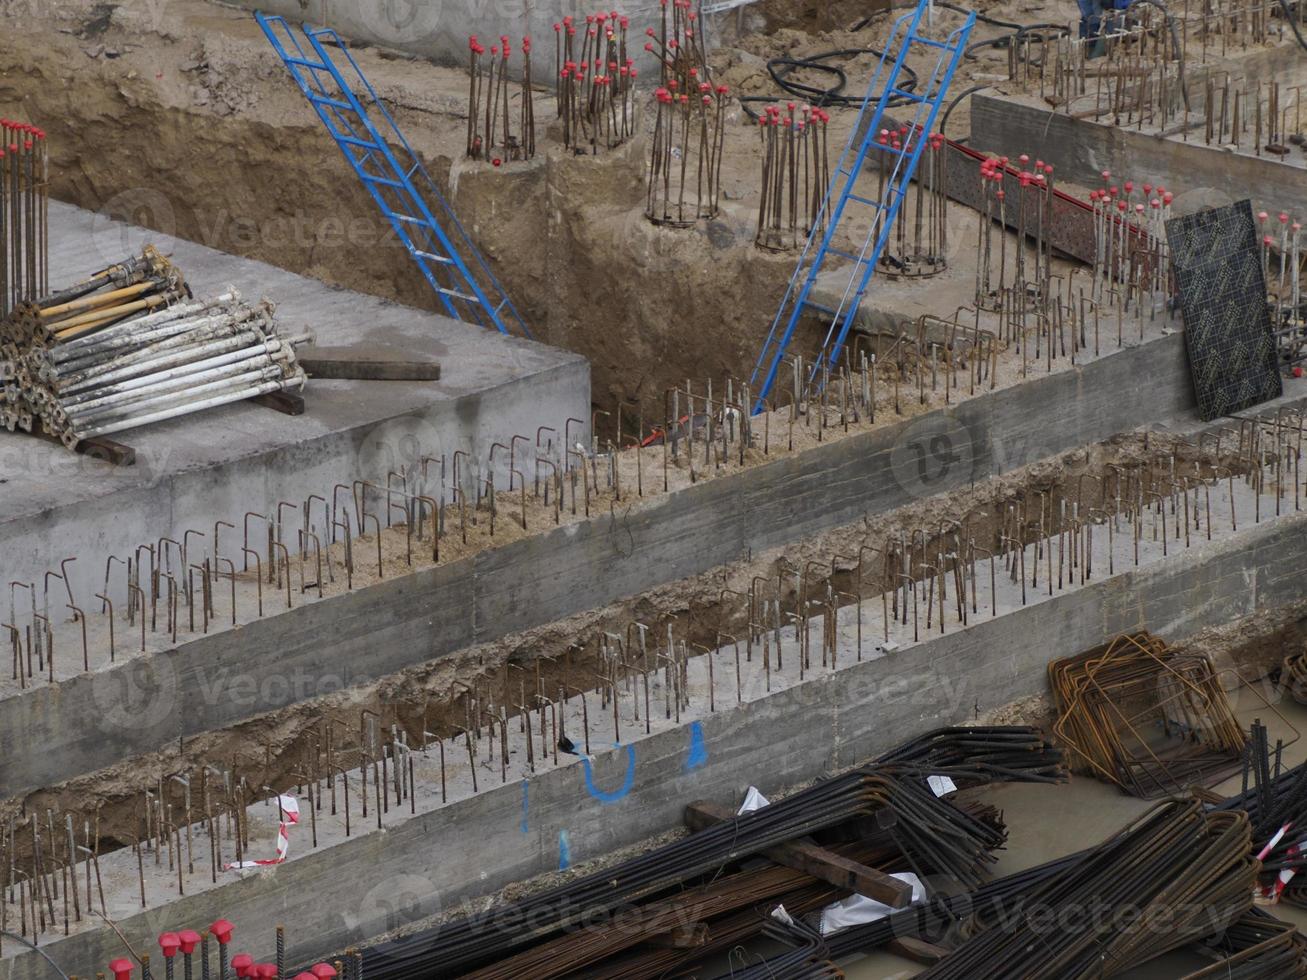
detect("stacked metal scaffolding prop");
top-left (1050, 631), bottom-right (1247, 798)
top-left (0, 118), bottom-right (49, 319)
top-left (0, 247), bottom-right (308, 450)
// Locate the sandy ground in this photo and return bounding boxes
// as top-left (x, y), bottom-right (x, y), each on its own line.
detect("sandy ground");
top-left (0, 0), bottom-right (1122, 422)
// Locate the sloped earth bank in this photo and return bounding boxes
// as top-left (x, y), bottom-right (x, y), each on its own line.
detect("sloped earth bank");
top-left (0, 0), bottom-right (790, 419)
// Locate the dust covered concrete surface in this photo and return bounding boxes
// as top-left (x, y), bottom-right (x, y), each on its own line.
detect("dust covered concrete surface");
top-left (2, 0), bottom-right (1307, 976)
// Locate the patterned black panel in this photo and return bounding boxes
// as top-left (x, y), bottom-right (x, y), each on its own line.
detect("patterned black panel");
top-left (1165, 200), bottom-right (1281, 421)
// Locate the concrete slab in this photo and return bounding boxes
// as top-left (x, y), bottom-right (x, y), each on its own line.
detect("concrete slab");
top-left (2, 454), bottom-right (1303, 979)
top-left (0, 200), bottom-right (590, 601)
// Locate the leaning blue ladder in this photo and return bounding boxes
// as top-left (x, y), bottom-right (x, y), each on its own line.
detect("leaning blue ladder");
top-left (257, 13), bottom-right (531, 338)
top-left (750, 0), bottom-right (974, 411)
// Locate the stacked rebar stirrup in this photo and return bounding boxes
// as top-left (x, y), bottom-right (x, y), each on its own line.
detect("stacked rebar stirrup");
top-left (1051, 631), bottom-right (1247, 798)
top-left (0, 118), bottom-right (49, 318)
top-left (0, 246), bottom-right (309, 448)
top-left (916, 799), bottom-right (1258, 979)
top-left (1180, 907), bottom-right (1307, 978)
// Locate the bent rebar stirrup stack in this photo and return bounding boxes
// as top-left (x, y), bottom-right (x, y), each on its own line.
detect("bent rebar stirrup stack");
top-left (257, 12), bottom-right (531, 338)
top-left (0, 247), bottom-right (309, 448)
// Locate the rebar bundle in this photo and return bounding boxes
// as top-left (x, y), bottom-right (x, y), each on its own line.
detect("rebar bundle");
top-left (360, 727), bottom-right (1059, 979)
top-left (0, 118), bottom-right (49, 319)
top-left (0, 247), bottom-right (308, 449)
top-left (466, 35), bottom-right (536, 163)
top-left (755, 104), bottom-right (831, 252)
top-left (879, 126), bottom-right (948, 277)
top-left (1051, 632), bottom-right (1246, 798)
top-left (917, 799), bottom-right (1258, 979)
top-left (555, 12), bottom-right (637, 155)
top-left (1181, 908), bottom-right (1307, 979)
top-left (645, 0), bottom-right (727, 225)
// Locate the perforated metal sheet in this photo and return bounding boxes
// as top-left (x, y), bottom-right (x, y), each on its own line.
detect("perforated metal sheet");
top-left (1165, 200), bottom-right (1281, 421)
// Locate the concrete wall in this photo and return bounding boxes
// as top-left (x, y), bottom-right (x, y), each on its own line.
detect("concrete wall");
top-left (969, 93), bottom-right (1307, 221)
top-left (236, 0), bottom-right (665, 81)
top-left (4, 504), bottom-right (1303, 980)
top-left (0, 329), bottom-right (1195, 799)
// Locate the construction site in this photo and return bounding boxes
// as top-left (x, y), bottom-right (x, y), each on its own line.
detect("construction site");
top-left (2, 0), bottom-right (1307, 975)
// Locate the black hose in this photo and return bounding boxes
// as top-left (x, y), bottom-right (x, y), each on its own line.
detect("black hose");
top-left (964, 22), bottom-right (1070, 61)
top-left (1276, 0), bottom-right (1307, 52)
top-left (940, 83), bottom-right (992, 140)
top-left (738, 46), bottom-right (919, 120)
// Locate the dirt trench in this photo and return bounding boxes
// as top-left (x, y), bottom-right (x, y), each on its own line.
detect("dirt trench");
top-left (0, 0), bottom-right (794, 421)
top-left (4, 429), bottom-right (1296, 866)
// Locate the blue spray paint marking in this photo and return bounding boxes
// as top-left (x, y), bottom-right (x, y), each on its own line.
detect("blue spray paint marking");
top-left (686, 721), bottom-right (708, 771)
top-left (558, 830), bottom-right (572, 870)
top-left (581, 744), bottom-right (637, 803)
top-left (520, 779), bottom-right (530, 834)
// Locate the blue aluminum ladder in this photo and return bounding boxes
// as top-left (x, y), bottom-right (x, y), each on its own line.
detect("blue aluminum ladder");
top-left (750, 0), bottom-right (974, 411)
top-left (257, 13), bottom-right (531, 338)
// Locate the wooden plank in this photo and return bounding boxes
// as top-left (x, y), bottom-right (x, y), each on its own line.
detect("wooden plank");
top-left (887, 936), bottom-right (949, 965)
top-left (250, 390), bottom-right (306, 416)
top-left (684, 801), bottom-right (912, 909)
top-left (299, 345), bottom-right (442, 381)
top-left (75, 435), bottom-right (136, 467)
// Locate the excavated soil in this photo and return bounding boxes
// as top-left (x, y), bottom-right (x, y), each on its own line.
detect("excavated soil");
top-left (0, 0), bottom-right (1088, 418)
top-left (4, 429), bottom-right (1296, 865)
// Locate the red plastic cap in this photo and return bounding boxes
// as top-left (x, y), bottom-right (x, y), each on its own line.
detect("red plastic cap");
top-left (310, 966), bottom-right (339, 979)
top-left (296, 974), bottom-right (317, 980)
top-left (159, 933), bottom-right (181, 958)
top-left (109, 959), bottom-right (135, 980)
top-left (231, 953), bottom-right (255, 977)
top-left (210, 920), bottom-right (235, 945)
top-left (178, 929), bottom-right (202, 954)
top-left (257, 965), bottom-right (279, 979)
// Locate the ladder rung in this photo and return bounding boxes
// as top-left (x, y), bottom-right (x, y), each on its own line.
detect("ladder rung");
top-left (438, 288), bottom-right (482, 304)
top-left (284, 55), bottom-right (332, 72)
top-left (413, 249), bottom-right (453, 265)
top-left (913, 36), bottom-right (956, 51)
top-left (392, 214), bottom-right (424, 224)
top-left (889, 88), bottom-right (927, 104)
top-left (337, 134), bottom-right (381, 150)
top-left (827, 248), bottom-right (867, 263)
top-left (362, 173), bottom-right (406, 189)
top-left (847, 193), bottom-right (882, 207)
top-left (308, 93), bottom-right (356, 112)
